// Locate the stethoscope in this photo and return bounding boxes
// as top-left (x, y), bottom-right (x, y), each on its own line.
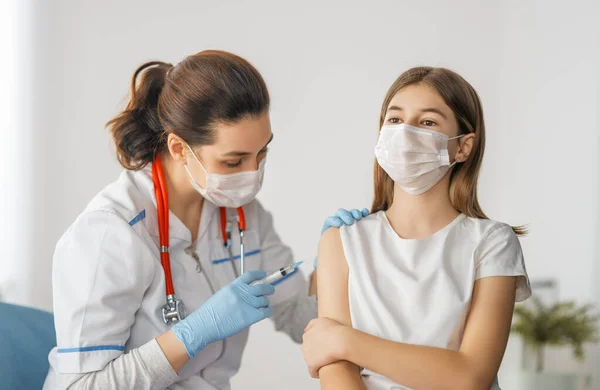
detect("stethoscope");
top-left (152, 154), bottom-right (247, 325)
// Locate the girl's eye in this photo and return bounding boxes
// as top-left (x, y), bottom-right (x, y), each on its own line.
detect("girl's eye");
top-left (423, 120), bottom-right (437, 127)
top-left (225, 160), bottom-right (242, 168)
top-left (258, 147), bottom-right (268, 155)
top-left (388, 117), bottom-right (401, 124)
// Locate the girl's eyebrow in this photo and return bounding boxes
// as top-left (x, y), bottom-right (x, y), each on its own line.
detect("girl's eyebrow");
top-left (387, 105), bottom-right (448, 120)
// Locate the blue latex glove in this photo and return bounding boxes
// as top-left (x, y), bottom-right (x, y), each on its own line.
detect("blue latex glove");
top-left (172, 270), bottom-right (274, 358)
top-left (321, 208), bottom-right (370, 235)
top-left (315, 208), bottom-right (370, 268)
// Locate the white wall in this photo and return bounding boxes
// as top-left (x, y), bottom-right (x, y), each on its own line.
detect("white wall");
top-left (0, 0), bottom-right (36, 303)
top-left (0, 0), bottom-right (18, 300)
top-left (3, 0), bottom-right (598, 388)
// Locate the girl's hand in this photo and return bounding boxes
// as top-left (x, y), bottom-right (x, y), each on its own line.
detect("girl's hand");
top-left (302, 317), bottom-right (349, 378)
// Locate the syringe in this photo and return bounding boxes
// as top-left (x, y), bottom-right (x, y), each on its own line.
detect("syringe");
top-left (250, 261), bottom-right (303, 286)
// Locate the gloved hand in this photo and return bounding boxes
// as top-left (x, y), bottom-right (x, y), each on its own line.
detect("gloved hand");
top-left (321, 208), bottom-right (369, 235)
top-left (172, 270), bottom-right (274, 358)
top-left (315, 208), bottom-right (370, 268)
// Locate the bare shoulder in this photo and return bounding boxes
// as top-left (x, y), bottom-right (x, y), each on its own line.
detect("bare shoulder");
top-left (320, 227), bottom-right (343, 249)
top-left (317, 228), bottom-right (346, 270)
top-left (316, 227), bottom-right (352, 321)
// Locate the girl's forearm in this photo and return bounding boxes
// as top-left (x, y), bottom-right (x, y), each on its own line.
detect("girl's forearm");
top-left (339, 327), bottom-right (486, 390)
top-left (319, 361), bottom-right (366, 390)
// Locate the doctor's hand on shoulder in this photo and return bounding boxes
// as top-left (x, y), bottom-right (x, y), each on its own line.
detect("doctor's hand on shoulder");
top-left (158, 270), bottom-right (274, 371)
top-left (308, 208), bottom-right (369, 295)
top-left (321, 208), bottom-right (370, 235)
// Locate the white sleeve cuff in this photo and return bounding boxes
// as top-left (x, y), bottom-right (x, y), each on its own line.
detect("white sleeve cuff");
top-left (56, 345), bottom-right (123, 373)
top-left (475, 265), bottom-right (532, 302)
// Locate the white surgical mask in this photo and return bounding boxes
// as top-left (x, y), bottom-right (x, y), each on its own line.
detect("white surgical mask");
top-left (184, 145), bottom-right (266, 208)
top-left (374, 124), bottom-right (464, 195)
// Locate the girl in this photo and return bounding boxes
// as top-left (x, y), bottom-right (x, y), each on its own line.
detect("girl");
top-left (44, 50), bottom-right (364, 390)
top-left (302, 67), bottom-right (531, 390)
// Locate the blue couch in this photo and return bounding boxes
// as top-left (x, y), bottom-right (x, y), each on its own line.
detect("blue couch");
top-left (0, 302), bottom-right (56, 390)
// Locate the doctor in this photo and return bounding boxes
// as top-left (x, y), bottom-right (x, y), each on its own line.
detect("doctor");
top-left (43, 50), bottom-right (365, 390)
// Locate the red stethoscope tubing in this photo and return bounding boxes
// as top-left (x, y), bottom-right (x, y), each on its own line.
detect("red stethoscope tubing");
top-left (152, 154), bottom-right (246, 297)
top-left (152, 155), bottom-right (175, 296)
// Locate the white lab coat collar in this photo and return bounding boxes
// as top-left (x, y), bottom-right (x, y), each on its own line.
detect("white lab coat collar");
top-left (136, 164), bottom-right (219, 249)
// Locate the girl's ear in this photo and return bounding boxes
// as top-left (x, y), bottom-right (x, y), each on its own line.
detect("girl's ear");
top-left (455, 133), bottom-right (475, 163)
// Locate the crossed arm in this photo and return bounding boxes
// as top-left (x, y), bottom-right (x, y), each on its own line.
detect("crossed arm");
top-left (305, 228), bottom-right (517, 390)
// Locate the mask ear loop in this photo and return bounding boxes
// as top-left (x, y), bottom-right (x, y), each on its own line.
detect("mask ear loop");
top-left (447, 134), bottom-right (466, 141)
top-left (183, 143), bottom-right (211, 193)
top-left (186, 144), bottom-right (209, 174)
top-left (447, 133), bottom-right (467, 166)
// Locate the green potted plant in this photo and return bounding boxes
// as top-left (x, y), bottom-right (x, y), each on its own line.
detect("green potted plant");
top-left (511, 297), bottom-right (598, 389)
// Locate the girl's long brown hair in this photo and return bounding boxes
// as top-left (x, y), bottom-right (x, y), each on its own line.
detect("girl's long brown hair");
top-left (371, 67), bottom-right (526, 235)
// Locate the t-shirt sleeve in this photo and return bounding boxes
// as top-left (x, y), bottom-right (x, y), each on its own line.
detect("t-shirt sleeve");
top-left (475, 225), bottom-right (532, 302)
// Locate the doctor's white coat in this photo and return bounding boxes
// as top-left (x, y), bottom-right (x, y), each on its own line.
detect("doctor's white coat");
top-left (44, 165), bottom-right (317, 389)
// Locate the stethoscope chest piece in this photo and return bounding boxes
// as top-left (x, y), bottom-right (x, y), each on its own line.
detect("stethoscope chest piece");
top-left (162, 294), bottom-right (186, 325)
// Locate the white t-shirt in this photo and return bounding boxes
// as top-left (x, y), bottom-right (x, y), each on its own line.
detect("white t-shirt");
top-left (340, 211), bottom-right (531, 390)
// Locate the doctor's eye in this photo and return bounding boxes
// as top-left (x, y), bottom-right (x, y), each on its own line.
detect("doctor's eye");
top-left (258, 147), bottom-right (269, 155)
top-left (387, 117), bottom-right (401, 124)
top-left (422, 120), bottom-right (437, 127)
top-left (225, 160), bottom-right (243, 168)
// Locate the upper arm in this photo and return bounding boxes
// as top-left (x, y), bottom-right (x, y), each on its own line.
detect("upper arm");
top-left (459, 276), bottom-right (517, 386)
top-left (316, 228), bottom-right (363, 383)
top-left (460, 225), bottom-right (531, 385)
top-left (316, 228), bottom-right (351, 324)
top-left (52, 211), bottom-right (153, 374)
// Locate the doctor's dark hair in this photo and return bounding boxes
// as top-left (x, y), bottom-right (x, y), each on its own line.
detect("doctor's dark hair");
top-left (106, 50), bottom-right (270, 170)
top-left (372, 67), bottom-right (527, 236)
